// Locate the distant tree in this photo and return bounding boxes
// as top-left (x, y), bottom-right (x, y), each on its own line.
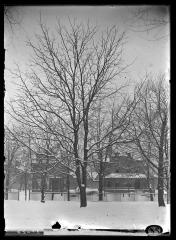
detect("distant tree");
top-left (6, 122), bottom-right (75, 202)
top-left (4, 126), bottom-right (21, 199)
top-left (126, 74), bottom-right (169, 206)
top-left (88, 91), bottom-right (142, 201)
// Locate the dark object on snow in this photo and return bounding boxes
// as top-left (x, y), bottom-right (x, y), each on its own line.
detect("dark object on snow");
top-left (52, 221), bottom-right (61, 229)
top-left (145, 225), bottom-right (163, 235)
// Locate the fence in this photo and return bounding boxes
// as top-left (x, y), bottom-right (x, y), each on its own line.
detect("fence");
top-left (4, 190), bottom-right (20, 200)
top-left (104, 189), bottom-right (169, 202)
top-left (29, 191), bottom-right (68, 201)
top-left (4, 189), bottom-right (170, 203)
top-left (28, 189), bottom-right (169, 202)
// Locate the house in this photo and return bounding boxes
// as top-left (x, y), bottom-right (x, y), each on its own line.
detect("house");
top-left (31, 159), bottom-right (77, 192)
top-left (93, 152), bottom-right (157, 191)
top-left (31, 153), bottom-right (96, 192)
top-left (31, 151), bottom-right (157, 193)
top-left (31, 165), bottom-right (98, 193)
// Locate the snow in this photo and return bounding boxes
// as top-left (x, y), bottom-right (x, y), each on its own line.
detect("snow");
top-left (69, 189), bottom-right (76, 194)
top-left (88, 171), bottom-right (98, 180)
top-left (68, 172), bottom-right (77, 178)
top-left (4, 200), bottom-right (170, 234)
top-left (105, 173), bottom-right (147, 179)
top-left (86, 188), bottom-right (98, 193)
top-left (75, 187), bottom-right (98, 193)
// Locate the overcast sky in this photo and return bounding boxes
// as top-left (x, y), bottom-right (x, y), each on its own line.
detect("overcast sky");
top-left (4, 5), bottom-right (170, 123)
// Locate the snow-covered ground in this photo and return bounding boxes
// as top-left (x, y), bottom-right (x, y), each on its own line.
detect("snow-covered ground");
top-left (4, 200), bottom-right (170, 235)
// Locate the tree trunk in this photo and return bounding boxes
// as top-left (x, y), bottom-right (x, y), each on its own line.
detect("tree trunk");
top-left (166, 176), bottom-right (169, 204)
top-left (41, 174), bottom-right (46, 203)
top-left (80, 185), bottom-right (87, 207)
top-left (147, 163), bottom-right (153, 201)
top-left (75, 162), bottom-right (87, 207)
top-left (80, 166), bottom-right (87, 207)
top-left (74, 129), bottom-right (87, 207)
top-left (19, 174), bottom-right (23, 191)
top-left (41, 189), bottom-right (45, 202)
top-left (51, 179), bottom-right (54, 200)
top-left (81, 113), bottom-right (89, 207)
top-left (67, 172), bottom-right (70, 201)
top-left (75, 169), bottom-right (87, 207)
top-left (149, 186), bottom-right (154, 201)
top-left (158, 160), bottom-right (165, 206)
top-left (97, 137), bottom-right (104, 201)
top-left (5, 188), bottom-right (8, 200)
top-left (158, 172), bottom-right (165, 206)
top-left (5, 173), bottom-right (10, 200)
top-left (24, 171), bottom-right (27, 201)
top-left (158, 118), bottom-right (167, 207)
top-left (98, 173), bottom-right (103, 201)
top-left (98, 155), bottom-right (104, 201)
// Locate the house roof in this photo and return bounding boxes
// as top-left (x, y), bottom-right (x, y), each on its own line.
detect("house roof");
top-left (105, 173), bottom-right (147, 179)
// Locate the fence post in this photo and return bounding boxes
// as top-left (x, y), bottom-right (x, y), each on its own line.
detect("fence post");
top-left (18, 189), bottom-right (20, 201)
top-left (29, 189), bottom-right (30, 201)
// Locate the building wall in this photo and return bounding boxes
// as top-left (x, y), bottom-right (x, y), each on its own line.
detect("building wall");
top-left (104, 178), bottom-right (148, 189)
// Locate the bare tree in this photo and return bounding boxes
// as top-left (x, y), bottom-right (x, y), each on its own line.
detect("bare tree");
top-left (88, 101), bottom-right (109, 201)
top-left (163, 131), bottom-right (170, 204)
top-left (4, 126), bottom-right (22, 199)
top-left (6, 123), bottom-right (75, 202)
top-left (126, 74), bottom-right (169, 206)
top-left (7, 18), bottom-right (127, 207)
top-left (88, 90), bottom-right (141, 201)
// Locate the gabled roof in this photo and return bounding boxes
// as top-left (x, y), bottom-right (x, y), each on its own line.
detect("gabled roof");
top-left (105, 173), bottom-right (147, 179)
